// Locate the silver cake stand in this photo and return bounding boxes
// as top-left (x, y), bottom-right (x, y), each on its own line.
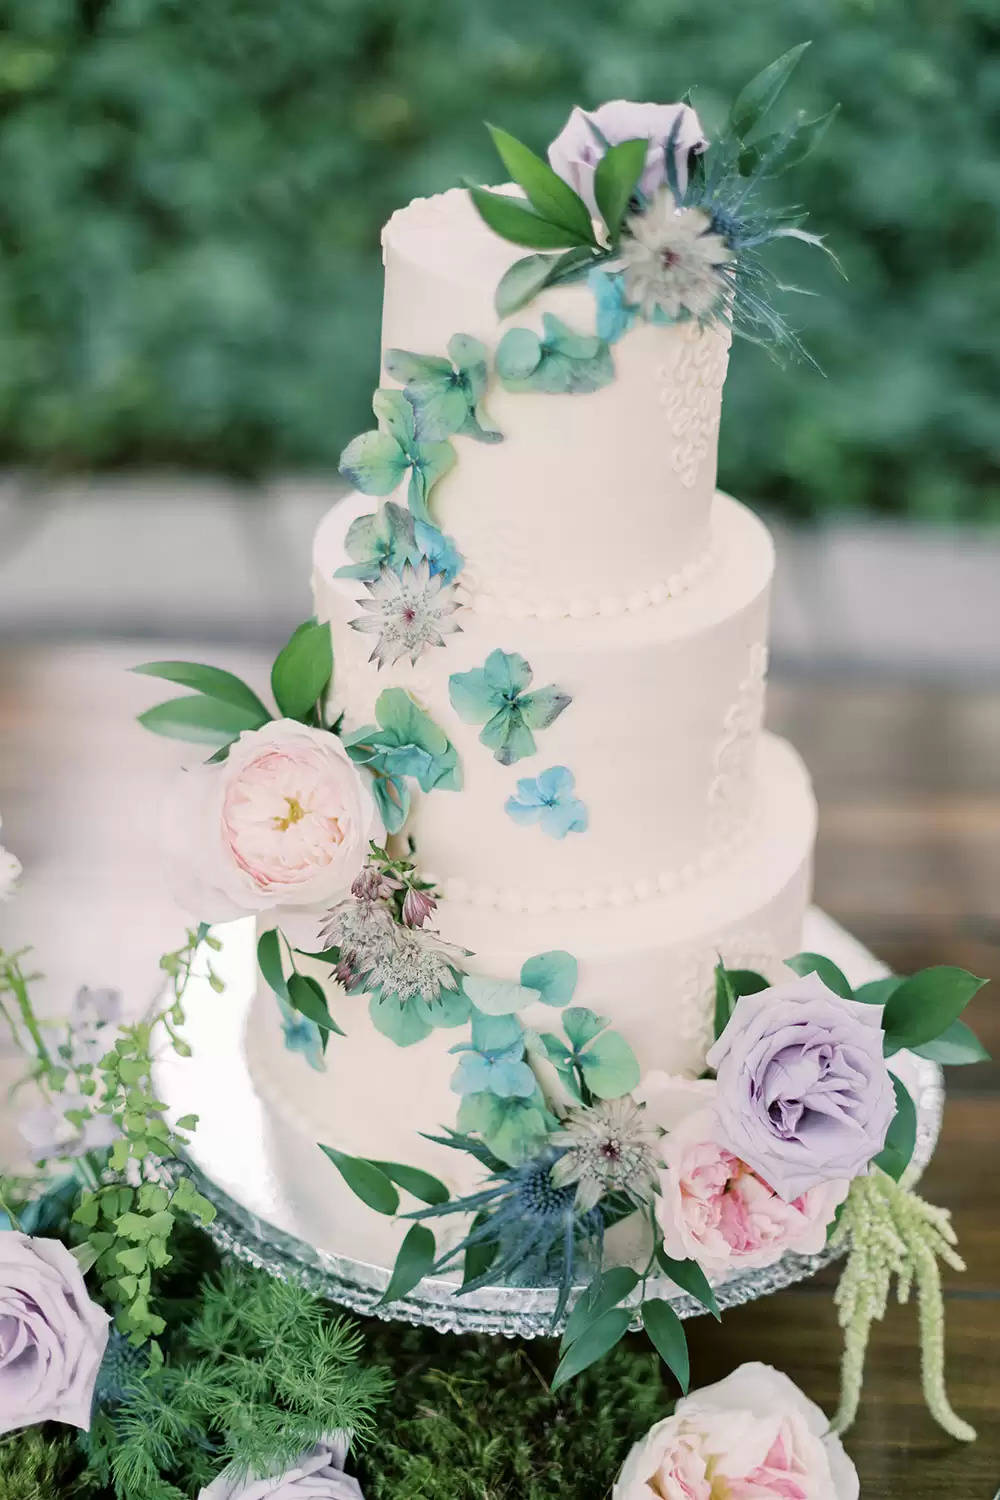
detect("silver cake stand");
top-left (152, 909), bottom-right (944, 1338)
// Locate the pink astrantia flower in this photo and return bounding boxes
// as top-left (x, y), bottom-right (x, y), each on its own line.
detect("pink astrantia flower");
top-left (613, 1362), bottom-right (859, 1500)
top-left (635, 1074), bottom-right (847, 1280)
top-left (164, 720), bottom-right (380, 921)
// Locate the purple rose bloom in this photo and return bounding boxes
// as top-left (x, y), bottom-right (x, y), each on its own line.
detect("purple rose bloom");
top-left (548, 100), bottom-right (708, 220)
top-left (199, 1434), bottom-right (364, 1500)
top-left (705, 971), bottom-right (897, 1201)
top-left (0, 1233), bottom-right (110, 1434)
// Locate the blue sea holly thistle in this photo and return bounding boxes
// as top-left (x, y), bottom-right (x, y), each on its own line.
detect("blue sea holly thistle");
top-left (339, 389), bottom-right (456, 525)
top-left (384, 334), bottom-right (502, 444)
top-left (448, 649), bottom-right (572, 766)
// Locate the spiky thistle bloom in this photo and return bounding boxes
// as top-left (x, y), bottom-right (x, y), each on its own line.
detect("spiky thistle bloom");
top-left (318, 895), bottom-right (464, 1004)
top-left (411, 1144), bottom-right (607, 1324)
top-left (619, 186), bottom-right (732, 323)
top-left (350, 558), bottom-right (462, 669)
top-left (549, 1097), bottom-right (661, 1212)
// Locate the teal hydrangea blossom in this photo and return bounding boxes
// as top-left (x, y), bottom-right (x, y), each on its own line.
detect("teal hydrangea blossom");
top-left (276, 992), bottom-right (325, 1072)
top-left (338, 389), bottom-right (456, 525)
top-left (448, 649), bottom-right (571, 766)
top-left (505, 766), bottom-right (588, 838)
top-left (495, 313), bottom-right (614, 394)
top-left (335, 501), bottom-right (464, 585)
top-left (384, 334), bottom-right (502, 444)
top-left (450, 1012), bottom-right (537, 1100)
top-left (588, 269), bottom-right (675, 344)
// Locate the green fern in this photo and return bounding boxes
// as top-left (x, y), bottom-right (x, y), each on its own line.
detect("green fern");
top-left (0, 1427), bottom-right (98, 1500)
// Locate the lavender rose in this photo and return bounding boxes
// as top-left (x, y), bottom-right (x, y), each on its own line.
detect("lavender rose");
top-left (706, 971), bottom-right (897, 1201)
top-left (547, 100), bottom-right (707, 220)
top-left (199, 1434), bottom-right (364, 1499)
top-left (0, 1233), bottom-right (110, 1434)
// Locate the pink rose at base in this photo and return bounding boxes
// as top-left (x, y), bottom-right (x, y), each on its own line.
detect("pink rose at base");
top-left (613, 1363), bottom-right (859, 1500)
top-left (635, 1074), bottom-right (847, 1280)
top-left (163, 719), bottom-right (380, 922)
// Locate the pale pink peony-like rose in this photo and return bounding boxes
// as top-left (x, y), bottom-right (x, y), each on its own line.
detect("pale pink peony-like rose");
top-left (635, 1074), bottom-right (846, 1280)
top-left (164, 720), bottom-right (380, 921)
top-left (613, 1362), bottom-right (859, 1499)
top-left (0, 1233), bottom-right (110, 1434)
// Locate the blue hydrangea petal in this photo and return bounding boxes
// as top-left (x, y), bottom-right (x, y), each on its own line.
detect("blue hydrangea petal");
top-left (519, 686), bottom-right (572, 731)
top-left (481, 707), bottom-right (536, 766)
top-left (539, 799), bottom-right (585, 839)
top-left (373, 387), bottom-right (417, 447)
top-left (338, 430), bottom-right (408, 496)
top-left (489, 1058), bottom-right (541, 1100)
top-left (448, 667), bottom-right (497, 723)
top-left (536, 765), bottom-right (575, 800)
top-left (483, 649), bottom-right (533, 699)
top-left (505, 795), bottom-right (542, 826)
top-left (414, 520), bottom-right (464, 582)
top-left (589, 269), bottom-right (637, 343)
top-left (512, 774), bottom-right (548, 807)
top-left (451, 1052), bottom-right (494, 1095)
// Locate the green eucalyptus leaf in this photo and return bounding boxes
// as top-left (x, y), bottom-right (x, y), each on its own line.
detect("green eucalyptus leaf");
top-left (495, 254), bottom-right (561, 319)
top-left (369, 993), bottom-right (433, 1047)
top-left (138, 696), bottom-right (268, 746)
top-left (594, 137), bottom-right (647, 239)
top-left (654, 1249), bottom-right (721, 1320)
top-left (784, 952), bottom-right (854, 999)
top-left (520, 951), bottom-right (578, 1008)
top-left (560, 1265), bottom-right (640, 1353)
top-left (132, 661), bottom-right (269, 720)
top-left (486, 125), bottom-right (595, 243)
top-left (579, 1030), bottom-right (641, 1099)
top-left (463, 974), bottom-right (540, 1016)
top-left (641, 1300), bottom-right (690, 1392)
top-left (912, 1018), bottom-right (990, 1066)
top-left (370, 1161), bottom-right (450, 1206)
top-left (729, 42), bottom-right (811, 141)
top-left (550, 1307), bottom-right (632, 1389)
top-left (256, 928), bottom-right (289, 1004)
top-left (882, 966), bottom-right (987, 1054)
top-left (318, 1145), bottom-right (399, 1215)
top-left (271, 619), bottom-right (333, 721)
top-left (377, 1222), bottom-right (435, 1306)
top-left (873, 1075), bottom-right (917, 1181)
top-left (562, 1007), bottom-right (609, 1050)
top-left (467, 185), bottom-right (588, 250)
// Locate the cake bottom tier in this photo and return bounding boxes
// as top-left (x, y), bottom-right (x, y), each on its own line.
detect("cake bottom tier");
top-left (244, 732), bottom-right (815, 1268)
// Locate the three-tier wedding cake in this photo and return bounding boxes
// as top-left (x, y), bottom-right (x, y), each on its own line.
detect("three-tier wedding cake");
top-left (241, 121), bottom-right (816, 1264)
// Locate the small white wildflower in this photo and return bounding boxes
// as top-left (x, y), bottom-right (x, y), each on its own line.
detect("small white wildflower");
top-left (0, 812), bottom-right (22, 900)
top-left (550, 1096), bottom-right (661, 1211)
top-left (350, 559), bottom-right (462, 669)
top-left (619, 186), bottom-right (732, 323)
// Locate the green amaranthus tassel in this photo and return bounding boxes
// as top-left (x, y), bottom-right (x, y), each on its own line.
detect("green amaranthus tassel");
top-left (831, 1169), bottom-right (975, 1442)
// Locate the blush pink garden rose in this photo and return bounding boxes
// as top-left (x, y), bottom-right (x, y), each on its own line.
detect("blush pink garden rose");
top-left (547, 100), bottom-right (708, 220)
top-left (634, 1075), bottom-right (847, 1280)
top-left (613, 1362), bottom-right (859, 1500)
top-left (0, 1233), bottom-right (110, 1434)
top-left (164, 720), bottom-right (380, 922)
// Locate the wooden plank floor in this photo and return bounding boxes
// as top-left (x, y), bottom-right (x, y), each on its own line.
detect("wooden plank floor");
top-left (0, 643), bottom-right (997, 1496)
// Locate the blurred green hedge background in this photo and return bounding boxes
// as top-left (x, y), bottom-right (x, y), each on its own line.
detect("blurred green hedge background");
top-left (1, 0), bottom-right (998, 519)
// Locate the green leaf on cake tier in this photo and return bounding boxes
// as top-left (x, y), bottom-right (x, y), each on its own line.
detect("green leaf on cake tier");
top-left (593, 137), bottom-right (648, 241)
top-left (785, 951), bottom-right (855, 1000)
top-left (641, 1300), bottom-right (690, 1393)
top-left (466, 184), bottom-right (593, 251)
top-left (317, 1146), bottom-right (399, 1215)
top-left (853, 976), bottom-right (904, 1007)
top-left (520, 950), bottom-right (578, 1007)
top-left (378, 1222), bottom-right (436, 1307)
top-left (872, 1075), bottom-right (917, 1182)
top-left (137, 694), bottom-right (269, 747)
top-left (257, 928), bottom-right (290, 1003)
top-left (912, 1018), bottom-right (991, 1067)
top-left (370, 1161), bottom-right (450, 1206)
top-left (132, 660), bottom-right (270, 721)
top-left (880, 966), bottom-right (988, 1056)
top-left (448, 649), bottom-right (571, 767)
top-left (338, 388), bottom-right (456, 526)
top-left (486, 125), bottom-right (597, 245)
top-left (270, 618), bottom-right (333, 722)
top-left (495, 314), bottom-right (615, 395)
top-left (384, 334), bottom-right (502, 444)
top-left (559, 1265), bottom-right (640, 1355)
top-left (287, 972), bottom-right (344, 1041)
top-left (712, 963), bottom-right (769, 1041)
top-left (494, 246), bottom-right (600, 319)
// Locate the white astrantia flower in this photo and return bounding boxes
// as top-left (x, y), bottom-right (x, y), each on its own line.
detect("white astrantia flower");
top-left (318, 896), bottom-right (466, 1005)
top-left (350, 559), bottom-right (462, 670)
top-left (0, 812), bottom-right (22, 900)
top-left (550, 1096), bottom-right (661, 1212)
top-left (619, 186), bottom-right (732, 324)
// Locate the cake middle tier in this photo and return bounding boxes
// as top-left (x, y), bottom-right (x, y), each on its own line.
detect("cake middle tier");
top-left (315, 488), bottom-right (774, 912)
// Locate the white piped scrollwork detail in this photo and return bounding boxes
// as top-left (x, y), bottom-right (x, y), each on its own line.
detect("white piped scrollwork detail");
top-left (660, 322), bottom-right (731, 489)
top-left (708, 642), bottom-right (768, 846)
